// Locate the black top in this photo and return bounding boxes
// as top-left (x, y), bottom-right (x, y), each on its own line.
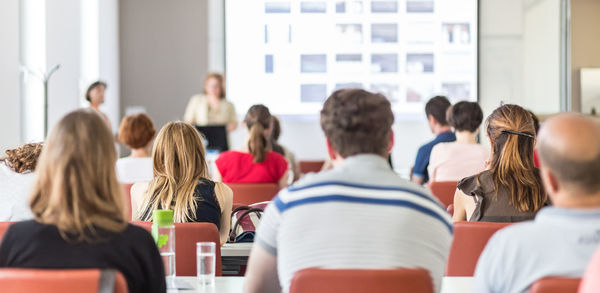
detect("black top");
top-left (458, 170), bottom-right (543, 222)
top-left (0, 220), bottom-right (166, 293)
top-left (141, 178), bottom-right (222, 229)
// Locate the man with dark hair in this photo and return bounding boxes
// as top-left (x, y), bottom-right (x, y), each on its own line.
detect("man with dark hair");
top-left (244, 89), bottom-right (452, 293)
top-left (474, 113), bottom-right (600, 293)
top-left (411, 96), bottom-right (455, 185)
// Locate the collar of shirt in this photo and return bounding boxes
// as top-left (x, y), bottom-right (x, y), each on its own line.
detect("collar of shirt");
top-left (340, 154), bottom-right (391, 171)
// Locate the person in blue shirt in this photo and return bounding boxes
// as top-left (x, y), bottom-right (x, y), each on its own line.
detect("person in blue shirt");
top-left (411, 96), bottom-right (456, 185)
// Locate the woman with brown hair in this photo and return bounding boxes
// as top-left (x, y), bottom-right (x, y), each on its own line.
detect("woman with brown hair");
top-left (131, 122), bottom-right (233, 245)
top-left (0, 143), bottom-right (43, 221)
top-left (116, 113), bottom-right (156, 183)
top-left (452, 104), bottom-right (547, 222)
top-left (183, 73), bottom-right (238, 132)
top-left (214, 104), bottom-right (289, 188)
top-left (0, 109), bottom-right (166, 293)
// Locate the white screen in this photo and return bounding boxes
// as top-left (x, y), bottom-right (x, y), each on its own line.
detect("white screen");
top-left (225, 0), bottom-right (478, 116)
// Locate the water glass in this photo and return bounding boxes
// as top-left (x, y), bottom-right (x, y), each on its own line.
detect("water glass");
top-left (197, 242), bottom-right (216, 286)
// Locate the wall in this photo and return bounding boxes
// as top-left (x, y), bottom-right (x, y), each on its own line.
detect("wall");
top-left (571, 0), bottom-right (600, 112)
top-left (0, 0), bottom-right (21, 152)
top-left (119, 0), bottom-right (209, 130)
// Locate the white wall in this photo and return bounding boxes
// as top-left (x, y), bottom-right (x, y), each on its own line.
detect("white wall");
top-left (0, 0), bottom-right (21, 153)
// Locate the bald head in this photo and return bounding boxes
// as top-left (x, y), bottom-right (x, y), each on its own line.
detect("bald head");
top-left (537, 113), bottom-right (600, 194)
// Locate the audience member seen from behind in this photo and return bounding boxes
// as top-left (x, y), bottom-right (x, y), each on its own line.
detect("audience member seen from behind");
top-left (214, 104), bottom-right (289, 188)
top-left (132, 122), bottom-right (233, 245)
top-left (453, 104), bottom-right (547, 222)
top-left (244, 89), bottom-right (452, 293)
top-left (474, 113), bottom-right (600, 293)
top-left (428, 101), bottom-right (489, 182)
top-left (183, 72), bottom-right (238, 132)
top-left (270, 116), bottom-right (300, 182)
top-left (86, 80), bottom-right (111, 129)
top-left (0, 143), bottom-right (42, 221)
top-left (116, 113), bottom-right (156, 183)
top-left (0, 109), bottom-right (166, 293)
top-left (411, 96), bottom-right (456, 185)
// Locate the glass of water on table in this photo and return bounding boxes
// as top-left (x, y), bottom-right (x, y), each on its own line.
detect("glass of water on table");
top-left (197, 242), bottom-right (216, 286)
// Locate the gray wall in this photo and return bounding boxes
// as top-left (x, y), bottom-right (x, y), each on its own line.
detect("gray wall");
top-left (119, 0), bottom-right (209, 130)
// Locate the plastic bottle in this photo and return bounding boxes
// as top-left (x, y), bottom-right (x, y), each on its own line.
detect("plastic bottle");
top-left (152, 210), bottom-right (176, 287)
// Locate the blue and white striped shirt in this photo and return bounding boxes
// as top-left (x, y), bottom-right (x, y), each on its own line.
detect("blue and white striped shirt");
top-left (255, 154), bottom-right (453, 292)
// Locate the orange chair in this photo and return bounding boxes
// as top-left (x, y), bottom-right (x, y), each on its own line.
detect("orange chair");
top-left (298, 160), bottom-right (325, 174)
top-left (429, 181), bottom-right (458, 208)
top-left (446, 221), bottom-right (512, 276)
top-left (226, 183), bottom-right (280, 205)
top-left (121, 183), bottom-right (134, 221)
top-left (132, 221), bottom-right (222, 276)
top-left (290, 268), bottom-right (433, 293)
top-left (0, 268), bottom-right (128, 293)
top-left (530, 277), bottom-right (580, 293)
top-left (0, 222), bottom-right (12, 241)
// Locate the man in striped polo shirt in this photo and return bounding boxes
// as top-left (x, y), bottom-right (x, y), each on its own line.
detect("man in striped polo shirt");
top-left (244, 89), bottom-right (453, 293)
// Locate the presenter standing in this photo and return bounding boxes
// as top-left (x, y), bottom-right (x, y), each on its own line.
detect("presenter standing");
top-left (184, 73), bottom-right (238, 132)
top-left (86, 81), bottom-right (111, 130)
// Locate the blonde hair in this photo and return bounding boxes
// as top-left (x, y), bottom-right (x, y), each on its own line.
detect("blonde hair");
top-left (486, 104), bottom-right (546, 212)
top-left (29, 109), bottom-right (126, 242)
top-left (138, 122), bottom-right (209, 222)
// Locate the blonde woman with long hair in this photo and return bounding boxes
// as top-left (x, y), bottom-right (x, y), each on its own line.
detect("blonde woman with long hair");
top-left (0, 109), bottom-right (166, 293)
top-left (452, 104), bottom-right (548, 222)
top-left (131, 122), bottom-right (233, 245)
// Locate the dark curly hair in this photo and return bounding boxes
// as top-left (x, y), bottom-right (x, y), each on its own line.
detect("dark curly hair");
top-left (0, 143), bottom-right (44, 173)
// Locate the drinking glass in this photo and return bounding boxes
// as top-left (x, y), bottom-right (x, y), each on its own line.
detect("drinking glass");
top-left (197, 242), bottom-right (216, 286)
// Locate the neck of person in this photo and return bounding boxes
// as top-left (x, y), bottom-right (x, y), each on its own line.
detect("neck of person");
top-left (207, 95), bottom-right (221, 107)
top-left (90, 104), bottom-right (100, 111)
top-left (455, 130), bottom-right (478, 144)
top-left (130, 147), bottom-right (150, 158)
top-left (433, 125), bottom-right (452, 136)
top-left (553, 190), bottom-right (600, 210)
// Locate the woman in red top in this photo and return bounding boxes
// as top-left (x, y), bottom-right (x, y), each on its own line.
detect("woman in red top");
top-left (214, 104), bottom-right (289, 188)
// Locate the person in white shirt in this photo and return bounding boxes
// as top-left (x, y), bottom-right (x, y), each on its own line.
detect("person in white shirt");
top-left (428, 101), bottom-right (489, 182)
top-left (116, 113), bottom-right (155, 184)
top-left (0, 143), bottom-right (42, 221)
top-left (474, 113), bottom-right (600, 293)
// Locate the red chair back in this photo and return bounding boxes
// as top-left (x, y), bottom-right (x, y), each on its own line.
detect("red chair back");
top-left (0, 222), bottom-right (12, 241)
top-left (429, 181), bottom-right (458, 208)
top-left (132, 221), bottom-right (222, 276)
top-left (226, 183), bottom-right (280, 205)
top-left (446, 221), bottom-right (512, 276)
top-left (121, 183), bottom-right (134, 221)
top-left (298, 160), bottom-right (325, 174)
top-left (290, 268), bottom-right (433, 293)
top-left (530, 277), bottom-right (580, 293)
top-left (0, 268), bottom-right (128, 293)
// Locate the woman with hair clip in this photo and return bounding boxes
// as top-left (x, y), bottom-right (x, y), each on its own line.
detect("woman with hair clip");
top-left (131, 122), bottom-right (233, 245)
top-left (452, 104), bottom-right (548, 222)
top-left (214, 104), bottom-right (289, 188)
top-left (0, 109), bottom-right (166, 293)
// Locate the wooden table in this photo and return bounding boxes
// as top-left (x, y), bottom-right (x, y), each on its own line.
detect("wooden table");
top-left (170, 276), bottom-right (473, 292)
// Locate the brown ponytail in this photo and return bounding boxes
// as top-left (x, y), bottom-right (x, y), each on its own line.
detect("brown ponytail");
top-left (245, 104), bottom-right (272, 163)
top-left (486, 104), bottom-right (546, 212)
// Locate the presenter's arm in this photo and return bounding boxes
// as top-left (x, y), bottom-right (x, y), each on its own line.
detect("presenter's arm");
top-left (183, 96), bottom-right (197, 124)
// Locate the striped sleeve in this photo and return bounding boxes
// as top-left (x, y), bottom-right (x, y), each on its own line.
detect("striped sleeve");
top-left (255, 199), bottom-right (283, 255)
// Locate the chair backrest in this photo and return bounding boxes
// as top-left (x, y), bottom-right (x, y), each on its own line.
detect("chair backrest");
top-left (428, 181), bottom-right (458, 208)
top-left (0, 222), bottom-right (12, 241)
top-left (298, 160), bottom-right (325, 174)
top-left (131, 221), bottom-right (222, 276)
top-left (121, 183), bottom-right (134, 221)
top-left (446, 221), bottom-right (512, 276)
top-left (226, 183), bottom-right (280, 206)
top-left (530, 277), bottom-right (581, 293)
top-left (289, 268), bottom-right (433, 293)
top-left (0, 268), bottom-right (128, 293)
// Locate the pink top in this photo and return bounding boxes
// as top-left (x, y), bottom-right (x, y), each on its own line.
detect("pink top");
top-left (428, 142), bottom-right (489, 182)
top-left (579, 246), bottom-right (600, 293)
top-left (216, 151), bottom-right (288, 184)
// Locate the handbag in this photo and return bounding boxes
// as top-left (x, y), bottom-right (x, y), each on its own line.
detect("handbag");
top-left (228, 201), bottom-right (269, 243)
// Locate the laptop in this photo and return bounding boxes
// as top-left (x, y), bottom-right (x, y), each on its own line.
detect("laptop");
top-left (195, 125), bottom-right (229, 152)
